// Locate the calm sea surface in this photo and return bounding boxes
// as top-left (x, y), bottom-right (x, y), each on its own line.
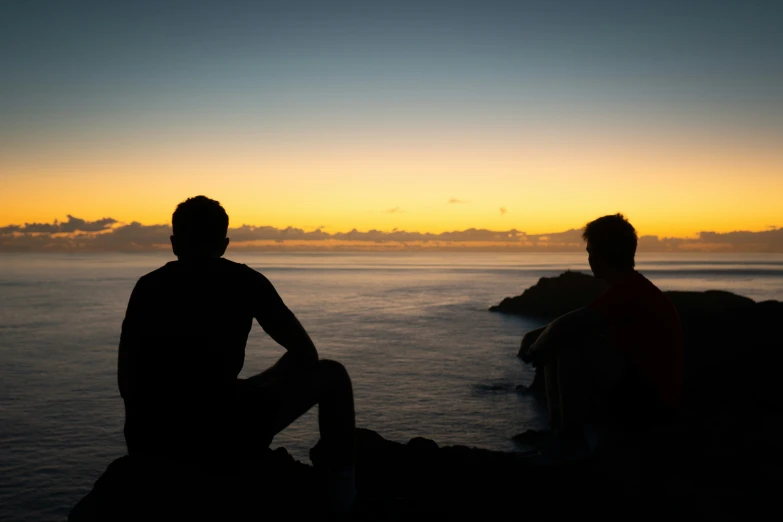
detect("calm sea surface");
top-left (2, 251), bottom-right (783, 521)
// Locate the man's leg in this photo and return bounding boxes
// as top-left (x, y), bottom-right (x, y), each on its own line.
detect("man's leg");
top-left (239, 359), bottom-right (356, 513)
top-left (531, 307), bottom-right (620, 439)
top-left (543, 361), bottom-right (562, 434)
top-left (253, 359), bottom-right (355, 465)
top-left (555, 345), bottom-right (593, 438)
top-left (531, 308), bottom-right (593, 435)
top-left (555, 313), bottom-right (626, 445)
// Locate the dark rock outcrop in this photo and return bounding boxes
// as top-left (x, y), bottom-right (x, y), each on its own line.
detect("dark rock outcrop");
top-left (490, 270), bottom-right (757, 322)
top-left (489, 270), bottom-right (607, 317)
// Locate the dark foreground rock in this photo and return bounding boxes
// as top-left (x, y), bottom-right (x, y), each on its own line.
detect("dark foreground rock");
top-left (70, 423), bottom-right (780, 520)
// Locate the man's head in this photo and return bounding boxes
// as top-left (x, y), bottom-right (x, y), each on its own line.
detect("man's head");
top-left (170, 196), bottom-right (229, 259)
top-left (582, 213), bottom-right (637, 280)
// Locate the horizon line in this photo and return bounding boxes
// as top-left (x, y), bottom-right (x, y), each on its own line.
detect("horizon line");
top-left (2, 215), bottom-right (783, 253)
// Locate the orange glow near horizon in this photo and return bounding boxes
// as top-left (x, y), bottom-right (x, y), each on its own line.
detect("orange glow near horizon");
top-left (3, 124), bottom-right (783, 239)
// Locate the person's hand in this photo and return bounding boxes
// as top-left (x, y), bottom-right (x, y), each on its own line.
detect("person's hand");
top-left (519, 327), bottom-right (545, 363)
top-left (519, 335), bottom-right (534, 363)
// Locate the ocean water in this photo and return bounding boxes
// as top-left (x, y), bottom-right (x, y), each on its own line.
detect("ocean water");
top-left (2, 251), bottom-right (783, 521)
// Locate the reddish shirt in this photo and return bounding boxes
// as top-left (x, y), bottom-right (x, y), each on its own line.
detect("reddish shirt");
top-left (588, 270), bottom-right (685, 410)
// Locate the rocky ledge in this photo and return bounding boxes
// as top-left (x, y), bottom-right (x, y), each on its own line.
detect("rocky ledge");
top-left (70, 425), bottom-right (764, 520)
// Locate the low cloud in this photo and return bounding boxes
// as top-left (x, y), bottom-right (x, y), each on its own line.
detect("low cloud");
top-left (90, 222), bottom-right (170, 250)
top-left (649, 228), bottom-right (783, 252)
top-left (1, 216), bottom-right (782, 252)
top-left (0, 215), bottom-right (116, 235)
top-left (61, 215), bottom-right (117, 232)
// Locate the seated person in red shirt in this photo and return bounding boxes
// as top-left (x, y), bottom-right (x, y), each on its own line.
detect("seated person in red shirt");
top-left (118, 196), bottom-right (356, 513)
top-left (521, 214), bottom-right (684, 451)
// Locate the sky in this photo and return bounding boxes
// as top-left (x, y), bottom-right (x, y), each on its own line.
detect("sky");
top-left (2, 0), bottom-right (782, 247)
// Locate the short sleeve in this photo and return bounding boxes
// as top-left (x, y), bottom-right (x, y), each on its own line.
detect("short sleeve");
top-left (244, 266), bottom-right (293, 333)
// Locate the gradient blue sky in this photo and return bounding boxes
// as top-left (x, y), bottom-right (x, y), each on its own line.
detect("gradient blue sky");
top-left (2, 0), bottom-right (782, 236)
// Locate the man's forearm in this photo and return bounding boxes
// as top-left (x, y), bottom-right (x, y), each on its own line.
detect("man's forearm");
top-left (519, 325), bottom-right (547, 362)
top-left (525, 324), bottom-right (558, 365)
top-left (525, 326), bottom-right (547, 344)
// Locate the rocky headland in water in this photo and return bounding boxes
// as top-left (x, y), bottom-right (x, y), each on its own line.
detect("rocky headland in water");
top-left (70, 271), bottom-right (783, 520)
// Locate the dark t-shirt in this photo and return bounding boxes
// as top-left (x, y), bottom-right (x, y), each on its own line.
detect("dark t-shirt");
top-left (588, 270), bottom-right (685, 412)
top-left (119, 257), bottom-right (290, 464)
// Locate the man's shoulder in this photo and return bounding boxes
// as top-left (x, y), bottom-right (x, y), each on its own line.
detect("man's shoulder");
top-left (634, 271), bottom-right (671, 301)
top-left (218, 257), bottom-right (265, 278)
top-left (633, 270), bottom-right (662, 291)
top-left (134, 261), bottom-right (175, 285)
top-left (133, 258), bottom-right (272, 295)
top-left (139, 258), bottom-right (255, 276)
top-left (630, 272), bottom-right (682, 321)
top-left (215, 259), bottom-right (279, 293)
top-left (218, 257), bottom-right (251, 270)
top-left (589, 271), bottom-right (661, 311)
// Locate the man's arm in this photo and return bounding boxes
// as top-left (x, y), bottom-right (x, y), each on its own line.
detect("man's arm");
top-left (247, 271), bottom-right (319, 385)
top-left (524, 307), bottom-right (609, 366)
top-left (118, 338), bottom-right (132, 399)
top-left (519, 325), bottom-right (547, 363)
top-left (118, 280), bottom-right (144, 400)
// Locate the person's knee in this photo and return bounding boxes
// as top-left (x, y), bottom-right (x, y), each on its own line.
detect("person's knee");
top-left (318, 359), bottom-right (351, 383)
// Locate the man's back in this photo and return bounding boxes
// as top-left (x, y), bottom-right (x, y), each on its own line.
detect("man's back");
top-left (589, 270), bottom-right (685, 413)
top-left (119, 257), bottom-right (286, 464)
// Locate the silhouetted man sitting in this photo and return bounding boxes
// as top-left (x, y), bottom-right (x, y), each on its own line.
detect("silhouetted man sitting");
top-left (118, 196), bottom-right (356, 512)
top-left (520, 214), bottom-right (684, 455)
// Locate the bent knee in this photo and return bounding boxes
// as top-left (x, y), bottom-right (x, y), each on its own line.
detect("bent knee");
top-left (318, 358), bottom-right (350, 379)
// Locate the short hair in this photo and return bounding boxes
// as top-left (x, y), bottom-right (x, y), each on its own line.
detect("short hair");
top-left (171, 196), bottom-right (229, 254)
top-left (582, 213), bottom-right (637, 269)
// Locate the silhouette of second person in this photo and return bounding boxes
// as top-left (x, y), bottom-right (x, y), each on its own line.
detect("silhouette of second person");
top-left (520, 214), bottom-right (685, 455)
top-left (118, 196), bottom-right (356, 512)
